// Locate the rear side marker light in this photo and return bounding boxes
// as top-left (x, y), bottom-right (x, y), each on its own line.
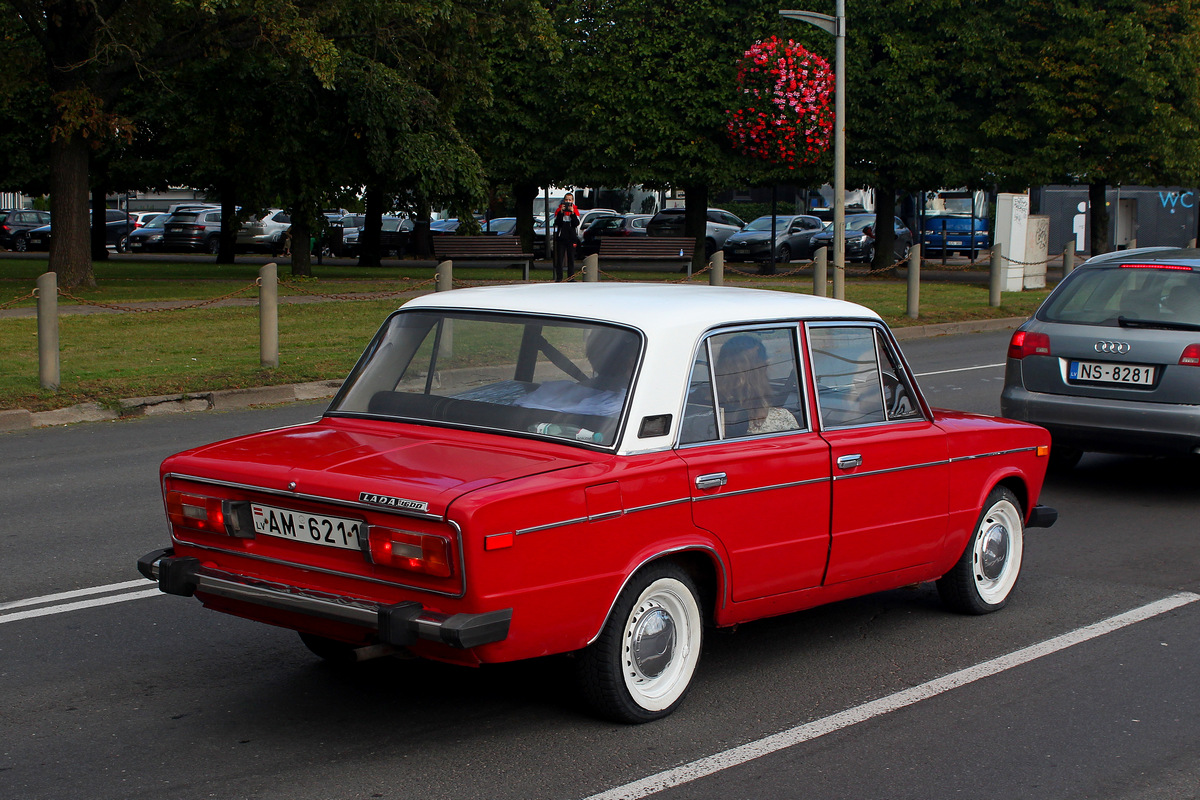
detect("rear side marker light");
top-left (1008, 331), bottom-right (1051, 359)
top-left (1180, 344), bottom-right (1200, 366)
top-left (485, 532), bottom-right (515, 551)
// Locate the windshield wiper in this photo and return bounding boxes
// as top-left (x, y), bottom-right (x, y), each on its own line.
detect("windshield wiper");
top-left (1118, 316), bottom-right (1200, 332)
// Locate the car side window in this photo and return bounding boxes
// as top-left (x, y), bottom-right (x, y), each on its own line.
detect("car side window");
top-left (875, 329), bottom-right (922, 421)
top-left (808, 325), bottom-right (888, 428)
top-left (680, 328), bottom-right (804, 444)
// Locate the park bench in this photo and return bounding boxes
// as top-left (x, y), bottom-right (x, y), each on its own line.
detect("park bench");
top-left (433, 237), bottom-right (535, 279)
top-left (598, 237), bottom-right (694, 263)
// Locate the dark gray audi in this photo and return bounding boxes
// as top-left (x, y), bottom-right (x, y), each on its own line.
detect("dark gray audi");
top-left (1001, 247), bottom-right (1200, 468)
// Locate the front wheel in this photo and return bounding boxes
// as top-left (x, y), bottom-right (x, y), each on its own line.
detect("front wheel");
top-left (777, 244), bottom-right (792, 263)
top-left (937, 486), bottom-right (1024, 614)
top-left (206, 236), bottom-right (220, 255)
top-left (576, 564), bottom-right (704, 723)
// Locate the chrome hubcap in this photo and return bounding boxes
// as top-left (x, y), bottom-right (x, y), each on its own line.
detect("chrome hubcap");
top-left (631, 607), bottom-right (675, 679)
top-left (980, 523), bottom-right (1009, 581)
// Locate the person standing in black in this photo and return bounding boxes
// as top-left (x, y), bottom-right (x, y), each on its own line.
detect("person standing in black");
top-left (553, 193), bottom-right (582, 281)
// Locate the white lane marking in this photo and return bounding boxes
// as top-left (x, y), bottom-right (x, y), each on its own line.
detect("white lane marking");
top-left (584, 592), bottom-right (1200, 800)
top-left (0, 588), bottom-right (162, 625)
top-left (0, 578), bottom-right (151, 612)
top-left (915, 363), bottom-right (1005, 377)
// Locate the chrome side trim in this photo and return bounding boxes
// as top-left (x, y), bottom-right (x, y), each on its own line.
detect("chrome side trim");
top-left (692, 474), bottom-right (830, 501)
top-left (831, 458), bottom-right (949, 481)
top-left (164, 472), bottom-right (444, 522)
top-left (949, 446), bottom-right (1039, 463)
top-left (514, 497), bottom-right (691, 537)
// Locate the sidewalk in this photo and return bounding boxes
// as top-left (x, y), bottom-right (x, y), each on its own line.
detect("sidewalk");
top-left (0, 315), bottom-right (1028, 433)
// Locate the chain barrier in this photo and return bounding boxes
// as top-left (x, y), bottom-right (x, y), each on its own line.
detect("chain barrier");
top-left (277, 275), bottom-right (437, 300)
top-left (1, 288), bottom-right (38, 310)
top-left (56, 281), bottom-right (260, 313)
top-left (1000, 252), bottom-right (1063, 268)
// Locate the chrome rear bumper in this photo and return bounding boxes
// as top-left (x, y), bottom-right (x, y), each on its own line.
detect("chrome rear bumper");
top-left (137, 548), bottom-right (510, 649)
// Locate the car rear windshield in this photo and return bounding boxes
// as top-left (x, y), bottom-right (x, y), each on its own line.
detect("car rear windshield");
top-left (744, 216), bottom-right (792, 231)
top-left (329, 311), bottom-right (642, 447)
top-left (1039, 266), bottom-right (1200, 326)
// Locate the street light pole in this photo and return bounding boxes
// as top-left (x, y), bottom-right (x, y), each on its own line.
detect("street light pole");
top-left (780, 1), bottom-right (846, 299)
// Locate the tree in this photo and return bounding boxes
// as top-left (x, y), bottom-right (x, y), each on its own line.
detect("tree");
top-left (965, 0), bottom-right (1200, 254)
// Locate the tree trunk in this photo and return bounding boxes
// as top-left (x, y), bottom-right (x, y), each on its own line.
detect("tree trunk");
top-left (90, 184), bottom-right (109, 261)
top-left (357, 187), bottom-right (383, 267)
top-left (290, 206), bottom-right (313, 278)
top-left (412, 196), bottom-right (433, 258)
top-left (683, 183), bottom-right (708, 274)
top-left (1089, 181), bottom-right (1110, 255)
top-left (218, 183), bottom-right (238, 264)
top-left (514, 181), bottom-right (538, 255)
top-left (873, 184), bottom-right (898, 275)
top-left (48, 131), bottom-right (95, 289)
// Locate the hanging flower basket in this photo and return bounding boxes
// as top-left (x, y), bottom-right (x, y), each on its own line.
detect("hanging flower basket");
top-left (726, 36), bottom-right (834, 168)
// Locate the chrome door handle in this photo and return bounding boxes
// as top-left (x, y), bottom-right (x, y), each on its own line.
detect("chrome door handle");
top-left (695, 472), bottom-right (728, 490)
top-left (836, 454), bottom-right (863, 470)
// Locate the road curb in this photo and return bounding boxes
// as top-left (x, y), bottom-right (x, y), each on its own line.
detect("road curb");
top-left (1, 319), bottom-right (1026, 432)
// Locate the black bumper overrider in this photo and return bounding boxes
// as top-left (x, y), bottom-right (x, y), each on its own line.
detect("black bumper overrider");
top-left (137, 548), bottom-right (511, 649)
top-left (1026, 505), bottom-right (1058, 529)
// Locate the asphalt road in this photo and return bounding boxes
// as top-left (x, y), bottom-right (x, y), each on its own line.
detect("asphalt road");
top-left (2, 330), bottom-right (1198, 800)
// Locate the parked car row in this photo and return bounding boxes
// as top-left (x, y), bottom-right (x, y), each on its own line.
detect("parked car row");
top-left (0, 208), bottom-right (52, 252)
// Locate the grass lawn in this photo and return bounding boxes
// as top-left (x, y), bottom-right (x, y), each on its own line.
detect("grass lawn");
top-left (0, 255), bottom-right (1050, 412)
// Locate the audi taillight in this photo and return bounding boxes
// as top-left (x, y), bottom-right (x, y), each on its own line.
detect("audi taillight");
top-left (1008, 330), bottom-right (1051, 359)
top-left (1180, 344), bottom-right (1200, 366)
top-left (367, 526), bottom-right (453, 577)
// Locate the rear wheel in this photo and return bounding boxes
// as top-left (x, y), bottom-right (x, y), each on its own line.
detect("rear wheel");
top-left (205, 236), bottom-right (220, 255)
top-left (576, 564), bottom-right (703, 723)
top-left (13, 232), bottom-right (28, 252)
top-left (937, 487), bottom-right (1024, 614)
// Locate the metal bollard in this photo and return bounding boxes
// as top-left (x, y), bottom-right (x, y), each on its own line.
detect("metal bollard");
top-left (989, 248), bottom-right (1003, 307)
top-left (259, 263), bottom-right (278, 368)
top-left (1062, 244), bottom-right (1075, 277)
top-left (1189, 238), bottom-right (1197, 249)
top-left (709, 250), bottom-right (724, 286)
top-left (36, 271), bottom-right (60, 391)
top-left (813, 247), bottom-right (827, 297)
top-left (583, 253), bottom-right (599, 282)
top-left (906, 245), bottom-right (920, 319)
top-left (436, 260), bottom-right (453, 292)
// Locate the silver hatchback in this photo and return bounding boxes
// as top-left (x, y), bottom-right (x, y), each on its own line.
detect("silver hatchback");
top-left (1001, 247), bottom-right (1200, 466)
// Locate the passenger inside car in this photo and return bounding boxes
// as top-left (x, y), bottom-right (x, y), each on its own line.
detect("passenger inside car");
top-left (714, 334), bottom-right (799, 436)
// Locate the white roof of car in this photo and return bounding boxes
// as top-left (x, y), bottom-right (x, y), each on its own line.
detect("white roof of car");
top-left (402, 282), bottom-right (879, 334)
top-left (402, 283), bottom-right (882, 454)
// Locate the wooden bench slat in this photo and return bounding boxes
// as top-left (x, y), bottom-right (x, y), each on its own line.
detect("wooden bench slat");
top-left (599, 237), bottom-right (693, 259)
top-left (433, 237), bottom-right (533, 260)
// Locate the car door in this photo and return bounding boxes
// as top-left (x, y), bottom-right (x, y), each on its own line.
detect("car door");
top-left (676, 326), bottom-right (832, 601)
top-left (806, 322), bottom-right (948, 585)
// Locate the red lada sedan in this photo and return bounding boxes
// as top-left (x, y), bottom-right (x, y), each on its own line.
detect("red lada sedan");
top-left (139, 283), bottom-right (1056, 722)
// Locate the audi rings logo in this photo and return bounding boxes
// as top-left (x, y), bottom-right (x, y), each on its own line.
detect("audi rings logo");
top-left (1094, 340), bottom-right (1131, 354)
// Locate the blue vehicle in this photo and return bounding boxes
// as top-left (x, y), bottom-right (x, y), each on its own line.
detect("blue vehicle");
top-left (923, 215), bottom-right (989, 256)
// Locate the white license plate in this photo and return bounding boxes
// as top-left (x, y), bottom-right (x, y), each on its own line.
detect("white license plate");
top-left (252, 503), bottom-right (363, 550)
top-left (1069, 360), bottom-right (1155, 385)
top-left (948, 239), bottom-right (965, 246)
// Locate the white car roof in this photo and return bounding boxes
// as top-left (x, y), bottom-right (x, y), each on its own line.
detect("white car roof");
top-left (402, 282), bottom-right (878, 332)
top-left (401, 284), bottom-right (883, 454)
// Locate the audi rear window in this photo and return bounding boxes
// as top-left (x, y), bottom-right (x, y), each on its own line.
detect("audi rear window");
top-left (1039, 266), bottom-right (1200, 326)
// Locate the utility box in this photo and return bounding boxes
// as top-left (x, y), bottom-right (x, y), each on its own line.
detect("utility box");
top-left (1024, 215), bottom-right (1050, 289)
top-left (995, 192), bottom-right (1030, 291)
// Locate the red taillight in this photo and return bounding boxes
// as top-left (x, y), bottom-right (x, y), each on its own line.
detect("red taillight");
top-left (1008, 330), bottom-right (1051, 359)
top-left (1120, 263), bottom-right (1193, 271)
top-left (1180, 344), bottom-right (1200, 366)
top-left (368, 527), bottom-right (453, 577)
top-left (166, 491), bottom-right (226, 534)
